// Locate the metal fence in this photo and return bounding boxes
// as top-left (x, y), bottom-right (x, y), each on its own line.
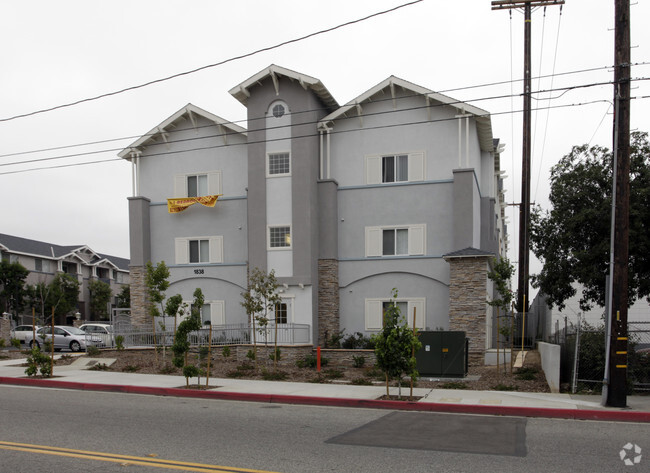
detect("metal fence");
top-left (555, 319), bottom-right (650, 393)
top-left (112, 322), bottom-right (311, 349)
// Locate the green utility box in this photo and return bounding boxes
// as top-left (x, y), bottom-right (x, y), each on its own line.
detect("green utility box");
top-left (415, 331), bottom-right (468, 377)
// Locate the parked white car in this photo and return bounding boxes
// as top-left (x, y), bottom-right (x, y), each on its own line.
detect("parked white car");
top-left (10, 325), bottom-right (40, 345)
top-left (79, 323), bottom-right (115, 348)
top-left (26, 326), bottom-right (102, 352)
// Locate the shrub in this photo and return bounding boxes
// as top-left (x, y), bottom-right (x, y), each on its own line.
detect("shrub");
top-left (115, 335), bottom-right (125, 351)
top-left (325, 329), bottom-right (345, 348)
top-left (296, 354), bottom-right (328, 369)
top-left (440, 381), bottom-right (469, 390)
top-left (246, 349), bottom-right (256, 361)
top-left (86, 346), bottom-right (101, 357)
top-left (222, 346), bottom-right (231, 358)
top-left (158, 364), bottom-right (175, 374)
top-left (350, 378), bottom-right (373, 386)
top-left (493, 383), bottom-right (518, 391)
top-left (262, 369), bottom-right (287, 381)
top-left (324, 368), bottom-right (344, 379)
top-left (353, 355), bottom-right (366, 368)
top-left (198, 346), bottom-right (210, 358)
top-left (25, 347), bottom-right (52, 377)
top-left (269, 348), bottom-right (281, 361)
top-left (342, 332), bottom-right (375, 350)
top-left (89, 362), bottom-right (110, 371)
top-left (11, 338), bottom-right (21, 349)
top-left (515, 367), bottom-right (539, 380)
top-left (237, 362), bottom-right (255, 371)
top-left (227, 369), bottom-right (245, 378)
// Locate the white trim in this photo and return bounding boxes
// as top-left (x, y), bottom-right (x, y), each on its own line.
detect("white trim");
top-left (365, 224), bottom-right (427, 257)
top-left (365, 297), bottom-right (426, 331)
top-left (266, 151), bottom-right (292, 178)
top-left (174, 171), bottom-right (222, 198)
top-left (175, 236), bottom-right (223, 264)
top-left (364, 152), bottom-right (425, 185)
top-left (267, 225), bottom-right (292, 250)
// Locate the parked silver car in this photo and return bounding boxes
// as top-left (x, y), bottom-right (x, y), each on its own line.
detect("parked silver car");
top-left (10, 325), bottom-right (40, 345)
top-left (79, 323), bottom-right (114, 348)
top-left (26, 326), bottom-right (102, 352)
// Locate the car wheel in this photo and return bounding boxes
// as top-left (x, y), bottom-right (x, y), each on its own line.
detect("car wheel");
top-left (70, 341), bottom-right (81, 352)
top-left (29, 340), bottom-right (40, 349)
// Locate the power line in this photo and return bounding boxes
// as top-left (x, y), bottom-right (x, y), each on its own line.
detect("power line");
top-left (2, 61), bottom-right (646, 161)
top-left (0, 97), bottom-right (627, 176)
top-left (3, 74), bottom-right (645, 169)
top-left (0, 0), bottom-right (424, 123)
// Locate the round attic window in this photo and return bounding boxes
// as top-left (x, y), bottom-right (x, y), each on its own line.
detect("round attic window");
top-left (272, 104), bottom-right (285, 118)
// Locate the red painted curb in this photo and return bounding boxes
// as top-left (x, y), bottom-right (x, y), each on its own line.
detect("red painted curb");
top-left (2, 377), bottom-right (649, 423)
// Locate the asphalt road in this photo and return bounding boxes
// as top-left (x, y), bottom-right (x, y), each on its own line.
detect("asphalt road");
top-left (0, 385), bottom-right (647, 473)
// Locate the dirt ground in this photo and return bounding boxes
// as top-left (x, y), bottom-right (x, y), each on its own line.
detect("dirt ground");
top-left (2, 346), bottom-right (550, 393)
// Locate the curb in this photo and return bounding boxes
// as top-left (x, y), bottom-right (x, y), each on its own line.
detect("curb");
top-left (3, 377), bottom-right (649, 423)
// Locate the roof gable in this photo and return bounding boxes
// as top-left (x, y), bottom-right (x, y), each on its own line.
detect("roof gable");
top-left (0, 233), bottom-right (130, 270)
top-left (320, 76), bottom-right (495, 153)
top-left (229, 64), bottom-right (339, 111)
top-left (118, 103), bottom-right (247, 159)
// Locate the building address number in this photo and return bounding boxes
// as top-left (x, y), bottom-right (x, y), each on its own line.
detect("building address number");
top-left (194, 269), bottom-right (205, 274)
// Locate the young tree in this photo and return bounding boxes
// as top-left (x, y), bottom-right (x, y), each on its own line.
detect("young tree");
top-left (487, 257), bottom-right (515, 372)
top-left (116, 285), bottom-right (130, 309)
top-left (145, 261), bottom-right (170, 347)
top-left (240, 268), bottom-right (281, 367)
top-left (88, 279), bottom-right (112, 320)
top-left (172, 288), bottom-right (203, 387)
top-left (0, 260), bottom-right (29, 318)
top-left (531, 131), bottom-right (650, 310)
top-left (372, 289), bottom-right (422, 399)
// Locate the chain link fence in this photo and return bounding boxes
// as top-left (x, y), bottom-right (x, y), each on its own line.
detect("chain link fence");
top-left (555, 319), bottom-right (650, 393)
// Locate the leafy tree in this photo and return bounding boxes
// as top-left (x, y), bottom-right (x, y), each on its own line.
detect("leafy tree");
top-left (89, 279), bottom-right (112, 320)
top-left (240, 268), bottom-right (281, 367)
top-left (487, 257), bottom-right (515, 373)
top-left (116, 285), bottom-right (130, 309)
top-left (27, 274), bottom-right (80, 324)
top-left (172, 288), bottom-right (203, 386)
top-left (372, 289), bottom-right (422, 399)
top-left (531, 131), bottom-right (650, 311)
top-left (145, 261), bottom-right (170, 346)
top-left (0, 260), bottom-right (29, 318)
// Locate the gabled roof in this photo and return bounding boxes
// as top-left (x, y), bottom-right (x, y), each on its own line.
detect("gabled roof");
top-left (0, 233), bottom-right (130, 271)
top-left (229, 64), bottom-right (339, 112)
top-left (118, 103), bottom-right (247, 159)
top-left (320, 76), bottom-right (495, 153)
top-left (443, 247), bottom-right (495, 259)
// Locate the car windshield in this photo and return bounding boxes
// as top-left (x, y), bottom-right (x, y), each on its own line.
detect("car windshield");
top-left (64, 327), bottom-right (85, 335)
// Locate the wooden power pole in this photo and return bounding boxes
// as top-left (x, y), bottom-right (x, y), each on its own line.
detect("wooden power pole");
top-left (491, 0), bottom-right (564, 313)
top-left (606, 0), bottom-right (631, 408)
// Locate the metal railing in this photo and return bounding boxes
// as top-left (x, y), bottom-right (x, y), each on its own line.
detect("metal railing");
top-left (112, 322), bottom-right (310, 348)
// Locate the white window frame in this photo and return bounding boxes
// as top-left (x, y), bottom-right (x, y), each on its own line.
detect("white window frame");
top-left (267, 151), bottom-right (291, 177)
top-left (365, 224), bottom-right (426, 257)
top-left (365, 297), bottom-right (426, 331)
top-left (268, 225), bottom-right (292, 250)
top-left (175, 236), bottom-right (223, 264)
top-left (174, 171), bottom-right (222, 197)
top-left (364, 152), bottom-right (425, 185)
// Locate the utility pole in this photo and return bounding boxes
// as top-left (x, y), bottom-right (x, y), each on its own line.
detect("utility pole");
top-left (606, 0), bottom-right (631, 408)
top-left (491, 0), bottom-right (564, 313)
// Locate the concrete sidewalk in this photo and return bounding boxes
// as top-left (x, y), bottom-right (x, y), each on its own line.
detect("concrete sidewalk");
top-left (1, 354), bottom-right (649, 422)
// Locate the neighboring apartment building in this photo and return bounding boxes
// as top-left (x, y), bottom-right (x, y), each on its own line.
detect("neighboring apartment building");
top-left (0, 233), bottom-right (130, 324)
top-left (120, 65), bottom-right (507, 363)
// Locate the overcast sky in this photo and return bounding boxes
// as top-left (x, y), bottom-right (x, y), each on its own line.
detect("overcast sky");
top-left (1, 0), bottom-right (649, 303)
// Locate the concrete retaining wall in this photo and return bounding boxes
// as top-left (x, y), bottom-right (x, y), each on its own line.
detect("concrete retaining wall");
top-left (538, 341), bottom-right (561, 393)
